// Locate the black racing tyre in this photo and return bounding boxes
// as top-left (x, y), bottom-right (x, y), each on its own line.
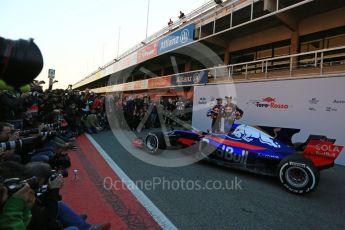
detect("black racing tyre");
top-left (278, 155), bottom-right (319, 194)
top-left (144, 132), bottom-right (166, 154)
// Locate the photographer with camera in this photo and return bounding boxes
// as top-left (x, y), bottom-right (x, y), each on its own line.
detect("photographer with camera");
top-left (1, 118), bottom-right (75, 167)
top-left (24, 162), bottom-right (110, 230)
top-left (1, 36), bottom-right (110, 229)
top-left (24, 162), bottom-right (67, 230)
top-left (1, 122), bottom-right (54, 163)
top-left (0, 184), bottom-right (36, 229)
top-left (82, 109), bottom-right (103, 134)
top-left (0, 122), bottom-right (22, 162)
top-left (0, 161), bottom-right (36, 229)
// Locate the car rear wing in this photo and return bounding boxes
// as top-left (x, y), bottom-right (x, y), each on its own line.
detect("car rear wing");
top-left (303, 137), bottom-right (344, 168)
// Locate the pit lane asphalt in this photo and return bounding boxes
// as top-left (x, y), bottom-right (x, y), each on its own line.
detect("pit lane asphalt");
top-left (91, 131), bottom-right (345, 230)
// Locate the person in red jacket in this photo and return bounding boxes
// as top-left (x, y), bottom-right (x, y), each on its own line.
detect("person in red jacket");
top-left (91, 96), bottom-right (104, 112)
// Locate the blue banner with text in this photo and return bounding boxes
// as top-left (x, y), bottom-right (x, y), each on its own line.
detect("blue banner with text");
top-left (158, 23), bottom-right (195, 55)
top-left (171, 70), bottom-right (208, 86)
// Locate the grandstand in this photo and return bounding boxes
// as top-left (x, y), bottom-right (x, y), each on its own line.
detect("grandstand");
top-left (73, 0), bottom-right (345, 91)
top-left (73, 0), bottom-right (345, 165)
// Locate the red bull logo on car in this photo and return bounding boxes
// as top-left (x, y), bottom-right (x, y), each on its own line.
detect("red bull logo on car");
top-left (215, 145), bottom-right (249, 164)
top-left (231, 125), bottom-right (281, 148)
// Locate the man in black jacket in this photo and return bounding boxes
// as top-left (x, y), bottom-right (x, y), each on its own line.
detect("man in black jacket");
top-left (25, 162), bottom-right (64, 230)
top-left (24, 162), bottom-right (110, 230)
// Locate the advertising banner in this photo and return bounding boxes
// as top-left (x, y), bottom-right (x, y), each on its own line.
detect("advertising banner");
top-left (171, 70), bottom-right (208, 86)
top-left (158, 23), bottom-right (195, 55)
top-left (104, 65), bottom-right (113, 76)
top-left (122, 79), bottom-right (149, 91)
top-left (108, 84), bottom-right (123, 93)
top-left (137, 42), bottom-right (158, 63)
top-left (192, 76), bottom-right (345, 165)
top-left (134, 79), bottom-right (149, 90)
top-left (113, 61), bottom-right (120, 73)
top-left (148, 75), bottom-right (172, 89)
top-left (123, 82), bottom-right (135, 91)
top-left (91, 71), bottom-right (102, 83)
top-left (120, 51), bottom-right (138, 70)
top-left (110, 51), bottom-right (138, 75)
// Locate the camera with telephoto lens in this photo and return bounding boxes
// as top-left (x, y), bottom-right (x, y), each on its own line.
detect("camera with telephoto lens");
top-left (40, 131), bottom-right (57, 137)
top-left (0, 137), bottom-right (35, 152)
top-left (43, 123), bottom-right (60, 129)
top-left (19, 123), bottom-right (61, 136)
top-left (0, 132), bottom-right (56, 153)
top-left (3, 176), bottom-right (39, 195)
top-left (19, 128), bottom-right (40, 136)
top-left (0, 37), bottom-right (43, 89)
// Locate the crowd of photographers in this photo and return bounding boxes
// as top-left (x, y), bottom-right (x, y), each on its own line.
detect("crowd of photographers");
top-left (109, 94), bottom-right (193, 131)
top-left (0, 81), bottom-right (110, 230)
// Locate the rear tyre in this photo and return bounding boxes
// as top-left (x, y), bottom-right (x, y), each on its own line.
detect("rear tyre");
top-left (144, 132), bottom-right (166, 154)
top-left (278, 155), bottom-right (319, 194)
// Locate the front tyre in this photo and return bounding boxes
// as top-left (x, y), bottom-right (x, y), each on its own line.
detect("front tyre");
top-left (278, 155), bottom-right (319, 194)
top-left (145, 132), bottom-right (166, 154)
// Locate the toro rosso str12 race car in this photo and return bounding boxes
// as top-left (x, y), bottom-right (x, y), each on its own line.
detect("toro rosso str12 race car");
top-left (133, 124), bottom-right (343, 194)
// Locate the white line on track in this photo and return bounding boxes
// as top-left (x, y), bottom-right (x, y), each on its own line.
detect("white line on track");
top-left (86, 134), bottom-right (178, 230)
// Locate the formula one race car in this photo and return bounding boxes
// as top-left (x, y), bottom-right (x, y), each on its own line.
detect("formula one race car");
top-left (133, 124), bottom-right (343, 194)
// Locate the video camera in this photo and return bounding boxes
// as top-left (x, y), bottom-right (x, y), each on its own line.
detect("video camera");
top-left (3, 176), bottom-right (39, 195)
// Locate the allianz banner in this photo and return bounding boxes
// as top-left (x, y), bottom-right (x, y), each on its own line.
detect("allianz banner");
top-left (171, 70), bottom-right (208, 86)
top-left (158, 23), bottom-right (195, 55)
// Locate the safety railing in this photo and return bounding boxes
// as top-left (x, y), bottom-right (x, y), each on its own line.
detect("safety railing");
top-left (88, 46), bottom-right (345, 93)
top-left (208, 45), bottom-right (345, 82)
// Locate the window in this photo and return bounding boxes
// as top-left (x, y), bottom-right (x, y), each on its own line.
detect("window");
top-left (274, 46), bottom-right (290, 57)
top-left (300, 40), bottom-right (323, 52)
top-left (256, 49), bottom-right (272, 59)
top-left (326, 34), bottom-right (345, 48)
top-left (231, 52), bottom-right (256, 64)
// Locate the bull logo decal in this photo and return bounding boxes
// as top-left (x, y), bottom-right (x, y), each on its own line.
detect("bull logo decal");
top-left (231, 125), bottom-right (281, 148)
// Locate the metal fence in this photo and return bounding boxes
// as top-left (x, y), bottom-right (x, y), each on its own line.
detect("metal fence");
top-left (91, 45), bottom-right (345, 93)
